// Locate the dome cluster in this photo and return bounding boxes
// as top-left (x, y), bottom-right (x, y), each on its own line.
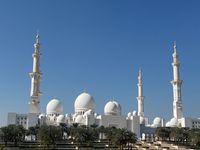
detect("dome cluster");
top-left (45, 92), bottom-right (123, 118)
top-left (127, 111), bottom-right (137, 118)
top-left (39, 92), bottom-right (125, 126)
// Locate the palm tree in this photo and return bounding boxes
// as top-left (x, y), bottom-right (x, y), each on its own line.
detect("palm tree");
top-left (26, 125), bottom-right (39, 141)
top-left (155, 127), bottom-right (171, 141)
top-left (0, 125), bottom-right (26, 146)
top-left (189, 128), bottom-right (200, 147)
top-left (66, 124), bottom-right (100, 147)
top-left (170, 127), bottom-right (181, 142)
top-left (0, 126), bottom-right (9, 146)
top-left (90, 124), bottom-right (98, 129)
top-left (104, 126), bottom-right (116, 146)
top-left (125, 130), bottom-right (137, 149)
top-left (170, 127), bottom-right (189, 144)
top-left (97, 126), bottom-right (106, 140)
top-left (110, 128), bottom-right (137, 150)
top-left (38, 125), bottom-right (62, 148)
top-left (59, 123), bottom-right (68, 140)
top-left (68, 123), bottom-right (79, 142)
top-left (113, 128), bottom-right (125, 149)
top-left (38, 125), bottom-right (51, 148)
top-left (182, 128), bottom-right (189, 144)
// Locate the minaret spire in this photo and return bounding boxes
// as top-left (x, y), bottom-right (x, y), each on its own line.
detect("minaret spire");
top-left (171, 42), bottom-right (183, 119)
top-left (137, 68), bottom-right (145, 119)
top-left (36, 32), bottom-right (40, 44)
top-left (29, 33), bottom-right (42, 114)
top-left (173, 41), bottom-right (177, 53)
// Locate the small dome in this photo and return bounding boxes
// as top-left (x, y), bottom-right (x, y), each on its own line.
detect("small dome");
top-left (38, 114), bottom-right (46, 119)
top-left (57, 115), bottom-right (65, 123)
top-left (132, 111), bottom-right (137, 116)
top-left (127, 112), bottom-right (132, 118)
top-left (153, 117), bottom-right (161, 125)
top-left (104, 100), bottom-right (121, 116)
top-left (46, 99), bottom-right (63, 115)
top-left (74, 92), bottom-right (95, 114)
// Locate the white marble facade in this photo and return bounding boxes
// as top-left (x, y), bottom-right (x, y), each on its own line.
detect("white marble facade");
top-left (7, 34), bottom-right (200, 138)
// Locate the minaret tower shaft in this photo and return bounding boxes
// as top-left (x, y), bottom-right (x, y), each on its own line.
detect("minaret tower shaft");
top-left (171, 42), bottom-right (183, 119)
top-left (137, 69), bottom-right (144, 117)
top-left (29, 33), bottom-right (42, 114)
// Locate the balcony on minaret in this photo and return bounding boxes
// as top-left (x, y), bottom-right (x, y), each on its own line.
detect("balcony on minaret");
top-left (34, 43), bottom-right (40, 49)
top-left (29, 72), bottom-right (41, 78)
top-left (29, 98), bottom-right (40, 104)
top-left (172, 61), bottom-right (180, 67)
top-left (32, 52), bottom-right (40, 58)
top-left (171, 80), bottom-right (183, 85)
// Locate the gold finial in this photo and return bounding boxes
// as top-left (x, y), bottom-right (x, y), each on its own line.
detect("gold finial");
top-left (138, 68), bottom-right (142, 81)
top-left (173, 41), bottom-right (177, 53)
top-left (36, 31), bottom-right (40, 44)
top-left (34, 31), bottom-right (40, 52)
top-left (139, 68), bottom-right (142, 77)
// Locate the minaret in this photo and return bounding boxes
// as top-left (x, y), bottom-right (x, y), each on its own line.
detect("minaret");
top-left (137, 69), bottom-right (144, 117)
top-left (171, 42), bottom-right (183, 119)
top-left (29, 33), bottom-right (42, 114)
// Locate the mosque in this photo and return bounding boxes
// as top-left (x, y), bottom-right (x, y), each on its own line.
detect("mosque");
top-left (7, 34), bottom-right (200, 138)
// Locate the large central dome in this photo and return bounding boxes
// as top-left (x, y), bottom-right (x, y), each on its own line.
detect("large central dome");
top-left (74, 92), bottom-right (95, 114)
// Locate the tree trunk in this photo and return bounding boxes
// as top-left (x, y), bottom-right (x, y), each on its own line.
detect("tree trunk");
top-left (4, 140), bottom-right (7, 146)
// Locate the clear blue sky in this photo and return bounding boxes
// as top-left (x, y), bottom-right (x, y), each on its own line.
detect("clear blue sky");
top-left (0, 0), bottom-right (200, 126)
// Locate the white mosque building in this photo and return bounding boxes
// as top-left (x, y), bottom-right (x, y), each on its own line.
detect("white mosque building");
top-left (7, 34), bottom-right (200, 138)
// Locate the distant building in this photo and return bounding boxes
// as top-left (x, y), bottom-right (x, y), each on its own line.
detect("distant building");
top-left (7, 34), bottom-right (200, 138)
